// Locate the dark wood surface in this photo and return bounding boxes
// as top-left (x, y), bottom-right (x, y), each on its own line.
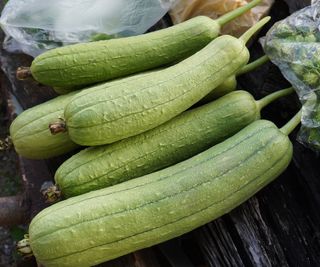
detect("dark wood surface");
top-left (1, 0), bottom-right (320, 266)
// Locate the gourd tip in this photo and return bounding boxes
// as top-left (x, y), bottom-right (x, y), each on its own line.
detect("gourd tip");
top-left (0, 136), bottom-right (12, 151)
top-left (16, 67), bottom-right (32, 80)
top-left (240, 16), bottom-right (271, 44)
top-left (216, 0), bottom-right (262, 26)
top-left (280, 109), bottom-right (302, 136)
top-left (40, 183), bottom-right (61, 203)
top-left (49, 118), bottom-right (67, 135)
top-left (256, 87), bottom-right (294, 110)
top-left (17, 234), bottom-right (33, 258)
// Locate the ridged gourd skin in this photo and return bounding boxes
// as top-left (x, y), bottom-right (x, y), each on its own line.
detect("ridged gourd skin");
top-left (28, 120), bottom-right (293, 267)
top-left (56, 90), bottom-right (260, 198)
top-left (9, 70), bottom-right (163, 159)
top-left (30, 17), bottom-right (219, 88)
top-left (64, 35), bottom-right (250, 146)
top-left (9, 93), bottom-right (79, 159)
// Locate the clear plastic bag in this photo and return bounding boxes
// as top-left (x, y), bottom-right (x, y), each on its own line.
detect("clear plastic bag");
top-left (263, 1), bottom-right (320, 152)
top-left (0, 0), bottom-right (173, 57)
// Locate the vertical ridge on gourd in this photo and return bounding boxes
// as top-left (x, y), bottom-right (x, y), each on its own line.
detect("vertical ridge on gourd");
top-left (52, 88), bottom-right (293, 199)
top-left (59, 17), bottom-right (270, 146)
top-left (21, 111), bottom-right (301, 267)
top-left (17, 0), bottom-right (262, 88)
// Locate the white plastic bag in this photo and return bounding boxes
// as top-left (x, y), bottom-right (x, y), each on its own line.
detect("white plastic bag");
top-left (0, 0), bottom-right (173, 57)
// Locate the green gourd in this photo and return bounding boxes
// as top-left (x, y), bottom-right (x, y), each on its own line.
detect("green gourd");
top-left (16, 0), bottom-right (261, 88)
top-left (54, 18), bottom-right (270, 146)
top-left (10, 69), bottom-right (164, 159)
top-left (17, 110), bottom-right (301, 267)
top-left (9, 93), bottom-right (79, 159)
top-left (52, 88), bottom-right (293, 199)
top-left (51, 55), bottom-right (268, 97)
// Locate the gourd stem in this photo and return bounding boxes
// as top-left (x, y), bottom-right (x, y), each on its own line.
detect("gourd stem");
top-left (49, 118), bottom-right (67, 135)
top-left (17, 234), bottom-right (33, 258)
top-left (41, 184), bottom-right (61, 203)
top-left (0, 136), bottom-right (12, 151)
top-left (280, 109), bottom-right (302, 136)
top-left (216, 0), bottom-right (262, 26)
top-left (256, 87), bottom-right (294, 110)
top-left (16, 67), bottom-right (32, 80)
top-left (240, 16), bottom-right (271, 44)
top-left (236, 55), bottom-right (269, 76)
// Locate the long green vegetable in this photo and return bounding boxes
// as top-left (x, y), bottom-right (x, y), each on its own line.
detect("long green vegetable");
top-left (17, 109), bottom-right (301, 267)
top-left (51, 17), bottom-right (271, 146)
top-left (9, 92), bottom-right (79, 159)
top-left (16, 0), bottom-right (262, 88)
top-left (48, 88), bottom-right (293, 200)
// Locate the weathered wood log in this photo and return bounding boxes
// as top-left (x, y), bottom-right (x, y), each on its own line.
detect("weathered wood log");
top-left (193, 1), bottom-right (320, 266)
top-left (0, 194), bottom-right (29, 226)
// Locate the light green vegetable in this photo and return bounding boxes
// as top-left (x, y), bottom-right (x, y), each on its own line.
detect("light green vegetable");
top-left (54, 18), bottom-right (270, 146)
top-left (16, 0), bottom-right (262, 88)
top-left (9, 93), bottom-right (79, 159)
top-left (51, 88), bottom-right (293, 199)
top-left (10, 69), bottom-right (168, 159)
top-left (17, 110), bottom-right (301, 267)
top-left (52, 55), bottom-right (269, 97)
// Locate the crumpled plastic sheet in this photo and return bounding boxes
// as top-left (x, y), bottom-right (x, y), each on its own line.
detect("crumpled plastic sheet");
top-left (263, 0), bottom-right (320, 152)
top-left (0, 0), bottom-right (173, 57)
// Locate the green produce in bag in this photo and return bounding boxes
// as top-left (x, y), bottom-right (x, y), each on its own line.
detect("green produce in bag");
top-left (264, 0), bottom-right (320, 152)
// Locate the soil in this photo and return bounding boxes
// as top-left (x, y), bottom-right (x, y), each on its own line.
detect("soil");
top-left (0, 226), bottom-right (20, 267)
top-left (0, 0), bottom-right (24, 264)
top-left (0, 74), bottom-right (24, 267)
top-left (0, 82), bottom-right (21, 197)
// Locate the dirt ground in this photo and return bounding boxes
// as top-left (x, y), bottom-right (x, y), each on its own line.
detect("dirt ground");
top-left (0, 92), bottom-right (20, 197)
top-left (0, 74), bottom-right (24, 267)
top-left (0, 227), bottom-right (17, 267)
